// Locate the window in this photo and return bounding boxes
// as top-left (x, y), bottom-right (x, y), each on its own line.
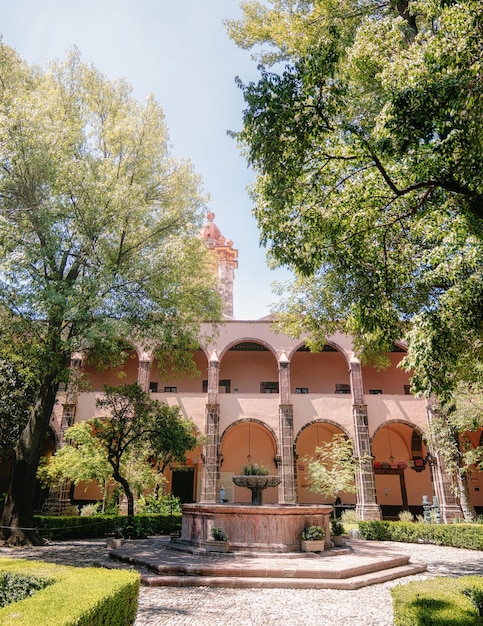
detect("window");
top-left (295, 387), bottom-right (309, 394)
top-left (164, 386), bottom-right (177, 393)
top-left (260, 381), bottom-right (279, 393)
top-left (335, 384), bottom-right (351, 394)
top-left (61, 404), bottom-right (76, 429)
top-left (369, 389), bottom-right (383, 394)
top-left (219, 379), bottom-right (231, 393)
top-left (404, 384), bottom-right (411, 395)
top-left (149, 382), bottom-right (158, 393)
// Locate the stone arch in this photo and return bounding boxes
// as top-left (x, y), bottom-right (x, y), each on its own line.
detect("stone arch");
top-left (294, 419), bottom-right (354, 505)
top-left (289, 342), bottom-right (352, 395)
top-left (218, 339), bottom-right (280, 395)
top-left (287, 339), bottom-right (351, 367)
top-left (361, 344), bottom-right (411, 395)
top-left (81, 340), bottom-right (140, 390)
top-left (218, 337), bottom-right (279, 362)
top-left (219, 418), bottom-right (279, 504)
top-left (372, 420), bottom-right (432, 519)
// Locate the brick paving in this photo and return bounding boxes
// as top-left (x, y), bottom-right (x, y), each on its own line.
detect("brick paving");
top-left (0, 538), bottom-right (482, 625)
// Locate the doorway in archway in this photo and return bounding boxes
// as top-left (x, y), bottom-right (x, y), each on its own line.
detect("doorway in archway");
top-left (172, 468), bottom-right (195, 503)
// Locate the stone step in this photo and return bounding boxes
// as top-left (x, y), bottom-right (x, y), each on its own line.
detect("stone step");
top-left (140, 563), bottom-right (427, 590)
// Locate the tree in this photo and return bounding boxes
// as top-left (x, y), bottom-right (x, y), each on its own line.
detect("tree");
top-left (228, 1), bottom-right (483, 518)
top-left (38, 384), bottom-right (200, 517)
top-left (227, 0), bottom-right (483, 387)
top-left (91, 384), bottom-right (198, 517)
top-left (302, 434), bottom-right (367, 500)
top-left (0, 45), bottom-right (221, 544)
top-left (37, 422), bottom-right (113, 512)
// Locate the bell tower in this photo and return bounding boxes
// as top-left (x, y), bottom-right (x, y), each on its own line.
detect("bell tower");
top-left (201, 212), bottom-right (238, 318)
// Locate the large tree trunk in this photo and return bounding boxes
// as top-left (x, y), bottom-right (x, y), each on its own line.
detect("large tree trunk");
top-left (0, 375), bottom-right (59, 545)
top-left (456, 468), bottom-right (477, 523)
top-left (111, 467), bottom-right (135, 518)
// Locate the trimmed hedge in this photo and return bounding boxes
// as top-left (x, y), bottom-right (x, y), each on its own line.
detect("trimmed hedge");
top-left (34, 512), bottom-right (182, 540)
top-left (391, 575), bottom-right (483, 625)
top-left (358, 520), bottom-right (483, 550)
top-left (0, 558), bottom-right (140, 625)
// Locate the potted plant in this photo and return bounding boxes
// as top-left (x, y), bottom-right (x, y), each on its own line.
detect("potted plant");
top-left (205, 527), bottom-right (230, 553)
top-left (300, 525), bottom-right (325, 552)
top-left (330, 520), bottom-right (345, 547)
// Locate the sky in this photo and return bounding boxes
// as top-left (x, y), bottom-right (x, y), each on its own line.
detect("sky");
top-left (0, 0), bottom-right (292, 320)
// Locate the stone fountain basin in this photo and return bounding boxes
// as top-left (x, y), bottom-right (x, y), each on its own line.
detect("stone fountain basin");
top-left (232, 475), bottom-right (281, 490)
top-left (181, 503), bottom-right (332, 552)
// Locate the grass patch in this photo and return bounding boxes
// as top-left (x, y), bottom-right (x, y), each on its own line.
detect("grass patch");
top-left (0, 558), bottom-right (140, 626)
top-left (392, 576), bottom-right (483, 625)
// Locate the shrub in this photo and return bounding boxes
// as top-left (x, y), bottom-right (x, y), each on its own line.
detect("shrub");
top-left (398, 511), bottom-right (414, 523)
top-left (331, 520), bottom-right (345, 536)
top-left (0, 559), bottom-right (139, 626)
top-left (340, 509), bottom-right (358, 525)
top-left (35, 512), bottom-right (182, 540)
top-left (462, 585), bottom-right (483, 617)
top-left (300, 525), bottom-right (325, 541)
top-left (358, 520), bottom-right (483, 550)
top-left (135, 492), bottom-right (182, 514)
top-left (392, 576), bottom-right (483, 625)
top-left (0, 572), bottom-right (53, 608)
top-left (242, 463), bottom-right (269, 475)
top-left (211, 527), bottom-right (228, 541)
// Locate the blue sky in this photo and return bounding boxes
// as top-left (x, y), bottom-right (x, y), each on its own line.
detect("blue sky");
top-left (0, 0), bottom-right (291, 319)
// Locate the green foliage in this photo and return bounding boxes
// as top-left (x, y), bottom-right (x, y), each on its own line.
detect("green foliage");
top-left (462, 585), bottom-right (483, 617)
top-left (228, 0), bottom-right (483, 400)
top-left (0, 572), bottom-right (53, 608)
top-left (0, 42), bottom-right (220, 543)
top-left (39, 383), bottom-right (200, 519)
top-left (35, 513), bottom-right (182, 540)
top-left (398, 511), bottom-right (415, 523)
top-left (300, 525), bottom-right (325, 541)
top-left (211, 527), bottom-right (228, 541)
top-left (135, 492), bottom-right (182, 515)
top-left (0, 559), bottom-right (139, 626)
top-left (302, 434), bottom-right (365, 499)
top-left (340, 509), bottom-right (359, 525)
top-left (330, 520), bottom-right (345, 536)
top-left (242, 463), bottom-right (270, 475)
top-left (358, 520), bottom-right (483, 550)
top-left (392, 576), bottom-right (483, 626)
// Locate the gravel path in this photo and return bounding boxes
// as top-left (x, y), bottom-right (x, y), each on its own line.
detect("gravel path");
top-left (0, 539), bottom-right (482, 625)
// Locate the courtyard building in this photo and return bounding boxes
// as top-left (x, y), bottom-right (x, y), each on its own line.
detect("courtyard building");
top-left (45, 214), bottom-right (482, 521)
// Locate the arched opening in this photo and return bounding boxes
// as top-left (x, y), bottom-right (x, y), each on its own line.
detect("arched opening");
top-left (219, 341), bottom-right (279, 394)
top-left (372, 422), bottom-right (432, 519)
top-left (150, 348), bottom-right (208, 394)
top-left (220, 420), bottom-right (278, 503)
top-left (295, 421), bottom-right (356, 507)
top-left (362, 345), bottom-right (411, 395)
top-left (290, 344), bottom-right (350, 394)
top-left (81, 342), bottom-right (139, 391)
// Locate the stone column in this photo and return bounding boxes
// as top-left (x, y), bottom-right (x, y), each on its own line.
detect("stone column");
top-left (278, 353), bottom-right (296, 503)
top-left (137, 351), bottom-right (152, 392)
top-left (426, 403), bottom-right (463, 522)
top-left (350, 359), bottom-right (381, 520)
top-left (200, 353), bottom-right (220, 503)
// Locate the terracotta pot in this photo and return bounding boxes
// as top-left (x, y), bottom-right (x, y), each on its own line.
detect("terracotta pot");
top-left (205, 540), bottom-right (230, 553)
top-left (301, 540), bottom-right (325, 552)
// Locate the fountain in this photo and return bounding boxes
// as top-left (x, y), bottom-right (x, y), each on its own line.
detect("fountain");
top-left (232, 474), bottom-right (280, 505)
top-left (180, 466), bottom-right (331, 552)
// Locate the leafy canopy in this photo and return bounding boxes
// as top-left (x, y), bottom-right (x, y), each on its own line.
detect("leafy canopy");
top-left (227, 1), bottom-right (483, 398)
top-left (40, 384), bottom-right (200, 517)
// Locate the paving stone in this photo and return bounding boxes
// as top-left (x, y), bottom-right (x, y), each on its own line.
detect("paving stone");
top-left (0, 538), bottom-right (482, 625)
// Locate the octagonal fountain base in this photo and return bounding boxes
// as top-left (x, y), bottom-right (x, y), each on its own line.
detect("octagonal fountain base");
top-left (180, 503), bottom-right (332, 553)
